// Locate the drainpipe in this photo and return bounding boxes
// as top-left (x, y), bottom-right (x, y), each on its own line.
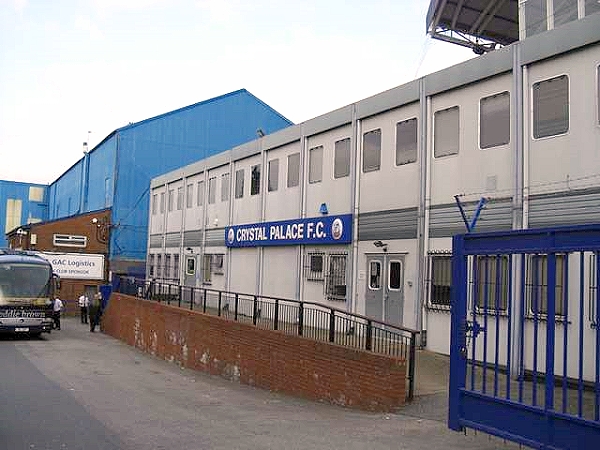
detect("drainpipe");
top-left (297, 127), bottom-right (307, 301)
top-left (350, 111), bottom-right (361, 315)
top-left (257, 139), bottom-right (267, 296)
top-left (179, 175), bottom-right (187, 286)
top-left (226, 155), bottom-right (234, 293)
top-left (415, 77), bottom-right (429, 345)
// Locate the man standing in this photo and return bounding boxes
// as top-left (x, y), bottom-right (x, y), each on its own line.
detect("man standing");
top-left (53, 297), bottom-right (64, 330)
top-left (88, 291), bottom-right (102, 333)
top-left (78, 293), bottom-right (89, 324)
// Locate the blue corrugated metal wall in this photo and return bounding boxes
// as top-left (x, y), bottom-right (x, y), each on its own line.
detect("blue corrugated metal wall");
top-left (0, 180), bottom-right (48, 247)
top-left (110, 89), bottom-right (292, 265)
top-left (47, 160), bottom-right (84, 218)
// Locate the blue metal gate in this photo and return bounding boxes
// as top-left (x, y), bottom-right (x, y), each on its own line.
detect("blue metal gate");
top-left (449, 225), bottom-right (600, 449)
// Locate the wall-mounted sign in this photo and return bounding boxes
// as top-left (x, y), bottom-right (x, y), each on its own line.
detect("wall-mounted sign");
top-left (225, 214), bottom-right (352, 248)
top-left (37, 252), bottom-right (105, 280)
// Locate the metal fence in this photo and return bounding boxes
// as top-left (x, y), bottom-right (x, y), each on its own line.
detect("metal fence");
top-left (115, 276), bottom-right (419, 401)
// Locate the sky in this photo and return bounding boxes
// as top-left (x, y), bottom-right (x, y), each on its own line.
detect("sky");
top-left (0, 0), bottom-right (475, 185)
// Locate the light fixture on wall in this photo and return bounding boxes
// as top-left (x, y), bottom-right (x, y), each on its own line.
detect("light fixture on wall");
top-left (92, 217), bottom-right (112, 244)
top-left (185, 247), bottom-right (193, 254)
top-left (373, 240), bottom-right (388, 252)
top-left (319, 203), bottom-right (329, 215)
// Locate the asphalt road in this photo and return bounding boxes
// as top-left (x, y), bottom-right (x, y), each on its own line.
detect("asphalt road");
top-left (0, 317), bottom-right (520, 450)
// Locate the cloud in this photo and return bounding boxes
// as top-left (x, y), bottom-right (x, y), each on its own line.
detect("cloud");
top-left (10, 0), bottom-right (27, 14)
top-left (74, 15), bottom-right (103, 40)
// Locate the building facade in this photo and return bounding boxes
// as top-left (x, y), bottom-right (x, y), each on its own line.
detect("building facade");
top-left (0, 180), bottom-right (48, 248)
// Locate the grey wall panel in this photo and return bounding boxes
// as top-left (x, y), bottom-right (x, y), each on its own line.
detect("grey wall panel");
top-left (149, 234), bottom-right (163, 248)
top-left (358, 208), bottom-right (418, 241)
top-left (260, 125), bottom-right (301, 151)
top-left (429, 198), bottom-right (513, 238)
top-left (356, 81), bottom-right (420, 120)
top-left (183, 230), bottom-right (203, 247)
top-left (529, 189), bottom-right (600, 228)
top-left (303, 105), bottom-right (353, 137)
top-left (424, 45), bottom-right (513, 97)
top-left (165, 232), bottom-right (181, 247)
top-left (205, 228), bottom-right (224, 247)
top-left (521, 12), bottom-right (600, 66)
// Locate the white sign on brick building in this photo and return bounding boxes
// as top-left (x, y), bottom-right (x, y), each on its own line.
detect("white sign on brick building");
top-left (38, 252), bottom-right (105, 280)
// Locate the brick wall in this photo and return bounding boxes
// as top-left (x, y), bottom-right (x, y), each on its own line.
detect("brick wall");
top-left (103, 293), bottom-right (407, 412)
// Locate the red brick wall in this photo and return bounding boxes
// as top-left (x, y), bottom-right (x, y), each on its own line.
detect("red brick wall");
top-left (103, 293), bottom-right (407, 412)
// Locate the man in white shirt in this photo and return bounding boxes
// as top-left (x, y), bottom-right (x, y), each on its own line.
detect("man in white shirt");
top-left (53, 297), bottom-right (64, 330)
top-left (78, 293), bottom-right (89, 324)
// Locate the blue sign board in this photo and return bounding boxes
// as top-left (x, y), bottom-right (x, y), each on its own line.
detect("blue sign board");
top-left (225, 214), bottom-right (352, 247)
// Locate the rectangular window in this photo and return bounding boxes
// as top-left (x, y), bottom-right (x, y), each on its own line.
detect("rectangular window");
top-left (396, 118), bottom-right (418, 165)
top-left (176, 187), bottom-right (183, 210)
top-left (186, 184), bottom-right (193, 208)
top-left (309, 146), bottom-right (323, 183)
top-left (104, 177), bottom-right (112, 207)
top-left (208, 177), bottom-right (217, 204)
top-left (160, 192), bottom-right (165, 213)
top-left (173, 254), bottom-right (180, 280)
top-left (197, 181), bottom-right (204, 206)
top-left (251, 164), bottom-right (261, 195)
top-left (429, 255), bottom-right (452, 308)
top-left (156, 254), bottom-right (162, 278)
top-left (475, 256), bottom-right (509, 311)
top-left (334, 138), bottom-right (351, 178)
top-left (268, 159), bottom-right (279, 192)
top-left (235, 169), bottom-right (244, 199)
top-left (165, 254), bottom-right (172, 279)
top-left (149, 254), bottom-right (155, 277)
top-left (212, 254), bottom-right (224, 274)
top-left (326, 253), bottom-right (347, 301)
top-left (186, 256), bottom-right (196, 275)
top-left (29, 186), bottom-right (44, 202)
top-left (586, 0), bottom-right (600, 16)
top-left (202, 254), bottom-right (212, 283)
top-left (527, 254), bottom-right (566, 316)
top-left (168, 189), bottom-right (174, 212)
top-left (524, 0), bottom-right (547, 37)
top-left (533, 75), bottom-right (569, 139)
top-left (304, 252), bottom-right (324, 281)
top-left (553, 0), bottom-right (578, 27)
top-left (362, 129), bottom-right (381, 172)
top-left (5, 199), bottom-right (22, 233)
top-left (480, 92), bottom-right (510, 149)
top-left (287, 153), bottom-right (300, 188)
top-left (221, 173), bottom-right (230, 202)
top-left (369, 261), bottom-right (381, 290)
top-left (53, 234), bottom-right (87, 248)
top-left (152, 194), bottom-right (158, 215)
top-left (434, 106), bottom-right (459, 157)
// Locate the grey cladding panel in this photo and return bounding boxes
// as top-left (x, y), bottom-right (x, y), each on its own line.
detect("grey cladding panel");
top-left (165, 232), bottom-right (181, 247)
top-left (356, 81), bottom-right (420, 120)
top-left (429, 199), bottom-right (513, 238)
top-left (529, 190), bottom-right (600, 228)
top-left (358, 208), bottom-right (418, 241)
top-left (205, 228), bottom-right (225, 247)
top-left (261, 125), bottom-right (301, 151)
top-left (183, 230), bottom-right (203, 247)
top-left (303, 105), bottom-right (353, 137)
top-left (149, 234), bottom-right (163, 248)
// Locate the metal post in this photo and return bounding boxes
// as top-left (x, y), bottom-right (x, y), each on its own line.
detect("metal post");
top-left (203, 289), bottom-right (207, 313)
top-left (190, 288), bottom-right (194, 310)
top-left (298, 302), bottom-right (304, 336)
top-left (274, 299), bottom-right (279, 331)
top-left (408, 332), bottom-right (417, 402)
top-left (329, 309), bottom-right (336, 343)
top-left (218, 292), bottom-right (222, 317)
top-left (178, 285), bottom-right (182, 308)
top-left (234, 294), bottom-right (239, 321)
top-left (366, 320), bottom-right (373, 351)
top-left (253, 296), bottom-right (258, 326)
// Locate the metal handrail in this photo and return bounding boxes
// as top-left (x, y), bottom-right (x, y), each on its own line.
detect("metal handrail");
top-left (115, 276), bottom-right (419, 401)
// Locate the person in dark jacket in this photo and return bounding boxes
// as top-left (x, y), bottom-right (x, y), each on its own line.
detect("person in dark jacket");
top-left (88, 292), bottom-right (102, 332)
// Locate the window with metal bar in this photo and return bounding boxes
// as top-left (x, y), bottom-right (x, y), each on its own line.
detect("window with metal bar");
top-left (304, 252), bottom-right (324, 281)
top-left (526, 254), bottom-right (566, 316)
top-left (325, 253), bottom-right (347, 301)
top-left (475, 255), bottom-right (509, 312)
top-left (429, 254), bottom-right (452, 309)
top-left (202, 254), bottom-right (212, 283)
top-left (212, 254), bottom-right (224, 274)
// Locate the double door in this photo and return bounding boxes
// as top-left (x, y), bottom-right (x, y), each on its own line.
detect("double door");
top-left (365, 254), bottom-right (404, 325)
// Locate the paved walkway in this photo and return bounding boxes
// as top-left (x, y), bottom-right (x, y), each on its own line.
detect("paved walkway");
top-left (13, 317), bottom-right (521, 449)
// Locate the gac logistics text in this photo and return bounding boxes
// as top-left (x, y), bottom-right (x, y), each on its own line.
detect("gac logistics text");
top-left (226, 215), bottom-right (352, 247)
top-left (51, 259), bottom-right (97, 268)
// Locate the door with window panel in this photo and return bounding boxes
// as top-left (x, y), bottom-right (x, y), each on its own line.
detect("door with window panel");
top-left (365, 254), bottom-right (405, 326)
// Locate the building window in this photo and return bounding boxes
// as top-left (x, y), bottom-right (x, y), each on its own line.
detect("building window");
top-left (434, 106), bottom-right (459, 157)
top-left (287, 152), bottom-right (300, 188)
top-left (235, 169), bottom-right (244, 199)
top-left (362, 129), bottom-right (381, 172)
top-left (527, 254), bottom-right (566, 316)
top-left (104, 177), bottom-right (112, 207)
top-left (524, 0), bottom-right (547, 37)
top-left (186, 184), bottom-right (193, 208)
top-left (212, 254), bottom-right (224, 274)
top-left (268, 158), bottom-right (279, 192)
top-left (553, 0), bottom-right (578, 27)
top-left (173, 254), bottom-right (180, 280)
top-left (389, 260), bottom-right (402, 290)
top-left (152, 194), bottom-right (158, 215)
top-left (369, 261), bottom-right (381, 290)
top-left (309, 146), bottom-right (323, 183)
top-left (53, 234), bottom-right (87, 248)
top-left (202, 254), bottom-right (212, 283)
top-left (149, 254), bottom-right (155, 278)
top-left (475, 255), bottom-right (509, 312)
top-left (533, 75), bottom-right (569, 139)
top-left (168, 189), bottom-right (174, 212)
top-left (208, 177), bottom-right (217, 204)
top-left (29, 186), bottom-right (44, 202)
top-left (586, 0), bottom-right (600, 16)
top-left (186, 256), bottom-right (195, 275)
top-left (396, 118), bottom-right (418, 165)
top-left (304, 252), bottom-right (324, 281)
top-left (156, 254), bottom-right (162, 279)
top-left (165, 254), bottom-right (172, 279)
top-left (221, 173), bottom-right (230, 202)
top-left (480, 92), bottom-right (510, 149)
top-left (176, 187), bottom-right (183, 210)
top-left (429, 254), bottom-right (452, 308)
top-left (251, 164), bottom-right (261, 195)
top-left (334, 138), bottom-right (351, 179)
top-left (326, 253), bottom-right (347, 301)
top-left (197, 181), bottom-right (204, 206)
top-left (5, 199), bottom-right (22, 234)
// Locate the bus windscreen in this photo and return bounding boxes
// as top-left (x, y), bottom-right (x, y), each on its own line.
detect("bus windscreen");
top-left (0, 263), bottom-right (51, 305)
